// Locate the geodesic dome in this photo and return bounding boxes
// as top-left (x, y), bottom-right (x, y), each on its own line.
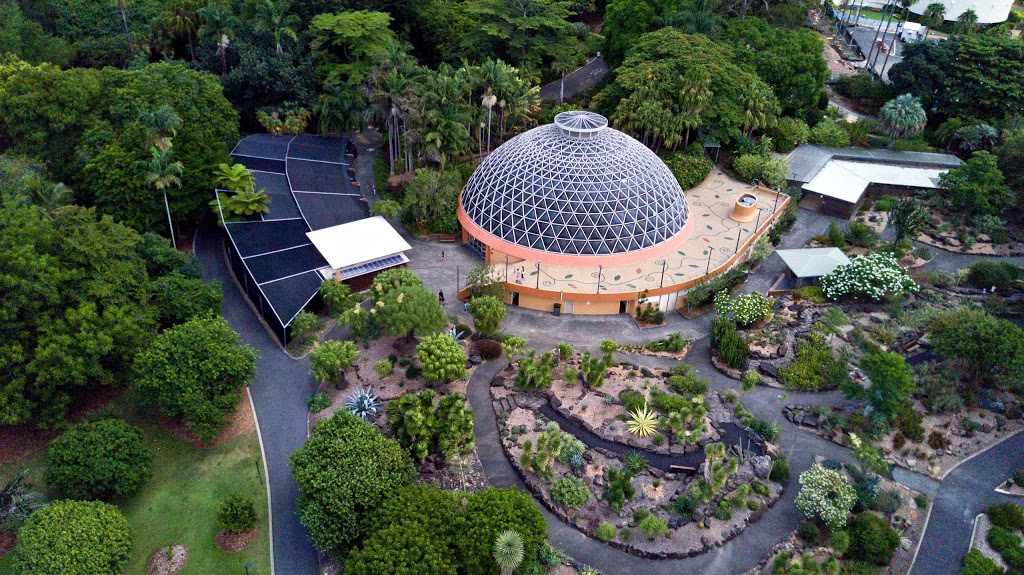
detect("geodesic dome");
top-left (459, 111), bottom-right (689, 256)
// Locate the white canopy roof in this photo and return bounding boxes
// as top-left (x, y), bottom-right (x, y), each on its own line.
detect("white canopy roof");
top-left (775, 247), bottom-right (851, 278)
top-left (802, 160), bottom-right (948, 204)
top-left (306, 216), bottom-right (412, 271)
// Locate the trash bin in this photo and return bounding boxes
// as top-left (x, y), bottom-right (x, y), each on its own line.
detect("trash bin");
top-left (553, 303), bottom-right (561, 316)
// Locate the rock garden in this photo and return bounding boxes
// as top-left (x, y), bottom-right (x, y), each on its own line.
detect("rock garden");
top-left (744, 455), bottom-right (929, 575)
top-left (490, 345), bottom-right (789, 558)
top-left (965, 502), bottom-right (1024, 575)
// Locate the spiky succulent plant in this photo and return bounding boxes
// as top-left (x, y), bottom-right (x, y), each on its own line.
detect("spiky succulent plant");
top-left (493, 530), bottom-right (525, 575)
top-left (345, 386), bottom-right (380, 420)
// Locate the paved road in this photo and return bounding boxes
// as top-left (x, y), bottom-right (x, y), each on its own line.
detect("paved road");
top-left (195, 219), bottom-right (318, 575)
top-left (910, 431), bottom-right (1024, 575)
top-left (539, 56), bottom-right (609, 103)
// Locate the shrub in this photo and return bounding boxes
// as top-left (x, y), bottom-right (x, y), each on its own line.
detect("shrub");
top-left (871, 489), bottom-right (901, 515)
top-left (557, 343), bottom-right (574, 360)
top-left (307, 392), bottom-right (332, 413)
top-left (666, 152), bottom-right (714, 189)
top-left (12, 500), bottom-right (132, 575)
top-left (596, 522), bottom-right (617, 541)
top-left (44, 419), bottom-right (152, 501)
top-left (770, 453), bottom-right (791, 484)
top-left (515, 350), bottom-right (556, 390)
top-left (217, 492), bottom-right (258, 533)
top-left (711, 317), bottom-right (749, 369)
top-left (454, 488), bottom-right (548, 575)
top-left (892, 404), bottom-right (925, 442)
top-left (674, 495), bottom-right (698, 517)
top-left (914, 494), bottom-right (929, 509)
top-left (290, 410), bottom-right (417, 557)
top-left (667, 373), bottom-right (709, 395)
top-left (714, 500), bottom-right (734, 521)
top-left (927, 430), bottom-right (948, 450)
top-left (847, 512), bottom-right (901, 566)
top-left (845, 221), bottom-right (879, 248)
top-left (562, 366), bottom-right (578, 381)
top-left (686, 270), bottom-right (747, 310)
top-left (809, 120), bottom-right (852, 147)
top-left (987, 525), bottom-right (1024, 571)
top-left (772, 117), bottom-right (811, 152)
top-left (795, 464), bottom-right (856, 530)
top-left (798, 521), bottom-right (820, 543)
top-left (418, 334), bottom-right (468, 385)
top-left (475, 339), bottom-right (503, 360)
top-left (779, 333), bottom-right (848, 392)
top-left (987, 503), bottom-right (1024, 532)
top-left (741, 369), bottom-right (761, 393)
top-left (828, 221), bottom-right (846, 247)
top-left (619, 389), bottom-right (647, 414)
top-left (550, 475), bottom-right (590, 509)
top-left (468, 295), bottom-right (507, 337)
top-left (734, 154), bottom-right (767, 183)
top-left (830, 530), bottom-right (850, 554)
top-left (603, 467), bottom-right (636, 511)
top-left (714, 290), bottom-right (772, 327)
top-left (752, 481), bottom-right (770, 497)
top-left (821, 253), bottom-right (918, 301)
top-left (967, 260), bottom-right (1022, 292)
top-left (1015, 469), bottom-right (1024, 488)
top-left (374, 359), bottom-right (394, 377)
top-left (793, 285), bottom-right (828, 303)
top-left (960, 548), bottom-right (1007, 575)
top-left (639, 514), bottom-right (668, 539)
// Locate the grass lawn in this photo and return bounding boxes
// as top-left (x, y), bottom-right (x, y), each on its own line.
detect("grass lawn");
top-left (0, 394), bottom-right (271, 575)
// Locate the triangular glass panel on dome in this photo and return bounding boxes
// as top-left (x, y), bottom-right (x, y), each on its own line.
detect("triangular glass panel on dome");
top-left (571, 240), bottom-right (588, 254)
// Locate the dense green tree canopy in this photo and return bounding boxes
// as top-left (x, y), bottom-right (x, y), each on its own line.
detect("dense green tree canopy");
top-left (597, 28), bottom-right (780, 146)
top-left (0, 195), bottom-right (215, 426)
top-left (132, 315), bottom-right (258, 442)
top-left (939, 151), bottom-right (1012, 217)
top-left (721, 18), bottom-right (827, 125)
top-left (0, 59), bottom-right (238, 234)
top-left (930, 308), bottom-right (1024, 396)
top-left (889, 34), bottom-right (1024, 123)
top-left (44, 418), bottom-right (153, 500)
top-left (12, 499), bottom-right (133, 575)
top-left (290, 409), bottom-right (417, 557)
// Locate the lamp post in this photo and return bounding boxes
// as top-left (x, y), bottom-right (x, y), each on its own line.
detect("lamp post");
top-left (659, 260), bottom-right (667, 288)
top-left (597, 264), bottom-right (602, 293)
top-left (245, 563), bottom-right (253, 575)
top-left (735, 226), bottom-right (744, 254)
top-left (535, 261), bottom-right (540, 290)
top-left (705, 249), bottom-right (713, 274)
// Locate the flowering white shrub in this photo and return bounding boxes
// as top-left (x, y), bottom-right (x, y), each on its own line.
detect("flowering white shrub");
top-left (714, 290), bottom-right (772, 326)
top-left (795, 464), bottom-right (856, 530)
top-left (820, 253), bottom-right (918, 301)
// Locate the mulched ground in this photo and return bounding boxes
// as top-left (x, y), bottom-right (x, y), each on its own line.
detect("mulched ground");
top-left (0, 386), bottom-right (125, 464)
top-left (155, 389), bottom-right (257, 448)
top-left (0, 530), bottom-right (15, 557)
top-left (215, 527), bottom-right (258, 553)
top-left (146, 544), bottom-right (188, 575)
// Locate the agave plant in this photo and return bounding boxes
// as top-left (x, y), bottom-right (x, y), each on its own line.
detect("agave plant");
top-left (627, 404), bottom-right (659, 438)
top-left (493, 530), bottom-right (525, 575)
top-left (444, 326), bottom-right (465, 341)
top-left (345, 386), bottom-right (380, 420)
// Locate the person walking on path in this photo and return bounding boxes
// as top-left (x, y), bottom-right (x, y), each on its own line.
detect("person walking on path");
top-left (438, 290), bottom-right (445, 304)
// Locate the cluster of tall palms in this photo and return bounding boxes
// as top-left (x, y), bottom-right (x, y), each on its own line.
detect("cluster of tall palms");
top-left (136, 105), bottom-right (184, 248)
top-left (612, 70), bottom-right (714, 151)
top-left (363, 52), bottom-right (541, 176)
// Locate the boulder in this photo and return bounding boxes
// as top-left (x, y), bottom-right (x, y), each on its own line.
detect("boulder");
top-left (752, 455), bottom-right (773, 479)
top-left (759, 361), bottom-right (779, 378)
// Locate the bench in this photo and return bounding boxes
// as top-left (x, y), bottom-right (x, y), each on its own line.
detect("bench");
top-left (438, 235), bottom-right (458, 243)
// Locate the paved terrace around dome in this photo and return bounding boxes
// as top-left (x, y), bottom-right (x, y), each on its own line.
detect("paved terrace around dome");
top-left (488, 171), bottom-right (787, 296)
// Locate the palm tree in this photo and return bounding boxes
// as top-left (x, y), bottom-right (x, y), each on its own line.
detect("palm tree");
top-left (198, 1), bottom-right (236, 74)
top-left (370, 199), bottom-right (400, 219)
top-left (139, 144), bottom-right (184, 248)
top-left (879, 93), bottom-right (927, 146)
top-left (550, 48), bottom-right (581, 104)
top-left (22, 175), bottom-right (73, 217)
top-left (363, 55), bottom-right (414, 176)
top-left (493, 530), bottom-right (525, 575)
top-left (219, 189), bottom-right (271, 221)
top-left (116, 0), bottom-right (135, 56)
top-left (922, 2), bottom-right (945, 38)
top-left (139, 105), bottom-right (182, 148)
top-left (956, 9), bottom-right (978, 34)
top-left (314, 82), bottom-right (364, 136)
top-left (163, 0), bottom-right (199, 60)
top-left (254, 0), bottom-right (299, 57)
top-left (213, 163), bottom-right (255, 192)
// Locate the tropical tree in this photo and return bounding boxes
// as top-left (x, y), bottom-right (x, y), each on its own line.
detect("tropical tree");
top-left (370, 199), bottom-right (400, 219)
top-left (795, 464), bottom-right (857, 530)
top-left (939, 151), bottom-right (1012, 217)
top-left (198, 1), bottom-right (237, 74)
top-left (922, 2), bottom-right (945, 38)
top-left (12, 500), bottom-right (133, 575)
top-left (319, 279), bottom-right (360, 317)
top-left (213, 163), bottom-right (255, 192)
top-left (379, 284), bottom-right (446, 343)
top-left (468, 296), bottom-right (507, 337)
top-left (417, 334), bottom-right (468, 386)
top-left (310, 340), bottom-right (361, 388)
top-left (879, 94), bottom-right (927, 146)
top-left (138, 143), bottom-right (184, 248)
top-left (253, 0), bottom-right (300, 56)
top-left (162, 0), bottom-right (200, 60)
top-left (493, 530), bottom-right (525, 575)
top-left (888, 197), bottom-right (927, 245)
top-left (217, 189), bottom-right (271, 221)
top-left (956, 9), bottom-right (979, 34)
top-left (550, 46), bottom-right (582, 103)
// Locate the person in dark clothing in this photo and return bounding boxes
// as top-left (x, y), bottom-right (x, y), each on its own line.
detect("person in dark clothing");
top-left (438, 290), bottom-right (445, 303)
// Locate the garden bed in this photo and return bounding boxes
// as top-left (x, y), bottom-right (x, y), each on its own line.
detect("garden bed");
top-left (490, 354), bottom-right (787, 559)
top-left (784, 403), bottom-right (1024, 479)
top-left (914, 207), bottom-right (1024, 256)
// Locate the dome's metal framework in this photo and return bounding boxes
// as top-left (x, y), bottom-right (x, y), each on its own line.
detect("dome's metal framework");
top-left (460, 111), bottom-right (689, 256)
